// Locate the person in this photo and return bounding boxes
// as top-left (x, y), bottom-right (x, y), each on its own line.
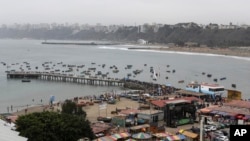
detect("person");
top-left (117, 125), bottom-right (120, 132)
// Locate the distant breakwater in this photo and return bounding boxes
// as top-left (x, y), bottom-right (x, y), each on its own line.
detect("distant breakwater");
top-left (41, 41), bottom-right (120, 46)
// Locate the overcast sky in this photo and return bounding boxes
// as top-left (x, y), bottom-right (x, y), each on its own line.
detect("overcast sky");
top-left (1, 0), bottom-right (250, 25)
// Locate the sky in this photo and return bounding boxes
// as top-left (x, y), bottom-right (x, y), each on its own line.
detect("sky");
top-left (0, 0), bottom-right (250, 26)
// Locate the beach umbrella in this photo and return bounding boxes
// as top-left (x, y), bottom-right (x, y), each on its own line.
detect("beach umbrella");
top-left (109, 132), bottom-right (131, 140)
top-left (165, 135), bottom-right (181, 141)
top-left (96, 136), bottom-right (115, 141)
top-left (153, 132), bottom-right (171, 138)
top-left (132, 132), bottom-right (151, 140)
top-left (120, 132), bottom-right (131, 138)
top-left (125, 139), bottom-right (136, 141)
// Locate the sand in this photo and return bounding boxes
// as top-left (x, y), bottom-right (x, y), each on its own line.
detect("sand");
top-left (129, 45), bottom-right (250, 58)
top-left (12, 97), bottom-right (142, 123)
top-left (12, 96), bottom-right (200, 134)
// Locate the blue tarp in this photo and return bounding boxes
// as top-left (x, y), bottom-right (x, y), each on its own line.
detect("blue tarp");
top-left (210, 110), bottom-right (219, 114)
top-left (177, 134), bottom-right (186, 140)
top-left (217, 111), bottom-right (229, 116)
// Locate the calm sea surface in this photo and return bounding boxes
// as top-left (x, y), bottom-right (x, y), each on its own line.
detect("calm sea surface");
top-left (0, 39), bottom-right (250, 113)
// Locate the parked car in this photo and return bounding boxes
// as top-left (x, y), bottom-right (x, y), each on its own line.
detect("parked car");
top-left (207, 119), bottom-right (215, 125)
top-left (204, 125), bottom-right (217, 132)
top-left (214, 135), bottom-right (229, 141)
top-left (213, 130), bottom-right (224, 136)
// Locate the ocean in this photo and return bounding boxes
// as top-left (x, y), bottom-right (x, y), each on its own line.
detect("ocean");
top-left (0, 39), bottom-right (249, 113)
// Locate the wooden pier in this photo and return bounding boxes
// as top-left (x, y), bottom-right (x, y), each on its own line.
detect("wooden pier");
top-left (7, 72), bottom-right (124, 86)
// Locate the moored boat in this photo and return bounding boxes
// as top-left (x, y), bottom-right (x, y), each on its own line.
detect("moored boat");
top-left (220, 77), bottom-right (227, 80)
top-left (22, 79), bottom-right (31, 82)
top-left (178, 80), bottom-right (184, 83)
top-left (232, 84), bottom-right (236, 88)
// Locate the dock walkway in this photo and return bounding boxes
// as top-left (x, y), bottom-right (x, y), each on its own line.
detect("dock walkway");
top-left (7, 71), bottom-right (124, 86)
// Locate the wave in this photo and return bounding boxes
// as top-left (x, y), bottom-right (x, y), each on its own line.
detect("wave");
top-left (129, 49), bottom-right (250, 61)
top-left (98, 46), bottom-right (128, 51)
top-left (98, 45), bottom-right (250, 61)
top-left (120, 44), bottom-right (168, 48)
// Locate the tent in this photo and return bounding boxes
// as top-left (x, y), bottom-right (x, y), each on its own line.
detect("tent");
top-left (109, 132), bottom-right (130, 140)
top-left (95, 136), bottom-right (115, 141)
top-left (132, 132), bottom-right (151, 140)
top-left (165, 134), bottom-right (186, 141)
top-left (152, 132), bottom-right (173, 138)
top-left (125, 139), bottom-right (136, 141)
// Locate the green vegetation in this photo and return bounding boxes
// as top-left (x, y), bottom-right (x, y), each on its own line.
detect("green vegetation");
top-left (15, 101), bottom-right (95, 141)
top-left (1, 23), bottom-right (250, 47)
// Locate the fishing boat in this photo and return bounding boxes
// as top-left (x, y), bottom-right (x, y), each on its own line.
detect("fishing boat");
top-left (178, 80), bottom-right (184, 83)
top-left (97, 116), bottom-right (112, 123)
top-left (220, 77), bottom-right (227, 81)
top-left (22, 79), bottom-right (31, 82)
top-left (232, 84), bottom-right (236, 88)
top-left (207, 74), bottom-right (212, 77)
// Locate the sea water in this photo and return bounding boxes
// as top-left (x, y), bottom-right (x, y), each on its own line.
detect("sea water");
top-left (0, 39), bottom-right (249, 113)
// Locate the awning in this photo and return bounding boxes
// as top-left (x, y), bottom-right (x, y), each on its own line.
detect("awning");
top-left (109, 132), bottom-right (131, 140)
top-left (130, 124), bottom-right (150, 131)
top-left (210, 110), bottom-right (219, 114)
top-left (166, 136), bottom-right (176, 141)
top-left (152, 132), bottom-right (171, 138)
top-left (200, 108), bottom-right (212, 113)
top-left (181, 131), bottom-right (198, 139)
top-left (177, 134), bottom-right (186, 140)
top-left (95, 136), bottom-right (115, 141)
top-left (217, 111), bottom-right (229, 116)
top-left (245, 115), bottom-right (250, 119)
top-left (165, 135), bottom-right (184, 141)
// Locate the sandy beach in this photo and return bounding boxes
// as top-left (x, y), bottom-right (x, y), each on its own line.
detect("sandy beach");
top-left (12, 97), bottom-right (144, 123)
top-left (129, 45), bottom-right (250, 58)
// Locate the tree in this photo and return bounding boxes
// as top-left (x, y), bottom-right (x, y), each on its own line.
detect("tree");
top-left (61, 100), bottom-right (86, 117)
top-left (15, 111), bottom-right (95, 141)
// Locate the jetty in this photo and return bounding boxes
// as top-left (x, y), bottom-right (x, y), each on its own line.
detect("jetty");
top-left (41, 41), bottom-right (119, 46)
top-left (7, 71), bottom-right (124, 86)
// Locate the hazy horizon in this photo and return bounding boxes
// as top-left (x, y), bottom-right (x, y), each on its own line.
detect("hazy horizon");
top-left (1, 0), bottom-right (250, 26)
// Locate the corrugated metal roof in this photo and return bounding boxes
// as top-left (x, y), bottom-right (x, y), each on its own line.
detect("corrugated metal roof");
top-left (151, 97), bottom-right (202, 108)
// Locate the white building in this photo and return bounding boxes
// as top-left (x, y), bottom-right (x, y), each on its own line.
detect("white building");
top-left (137, 110), bottom-right (164, 124)
top-left (0, 119), bottom-right (28, 141)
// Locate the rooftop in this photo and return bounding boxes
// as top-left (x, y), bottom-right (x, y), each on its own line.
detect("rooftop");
top-left (151, 97), bottom-right (202, 108)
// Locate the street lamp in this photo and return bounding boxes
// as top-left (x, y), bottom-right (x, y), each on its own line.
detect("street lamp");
top-left (200, 116), bottom-right (204, 141)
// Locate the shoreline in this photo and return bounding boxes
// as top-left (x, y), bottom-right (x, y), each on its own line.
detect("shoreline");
top-left (127, 45), bottom-right (250, 58)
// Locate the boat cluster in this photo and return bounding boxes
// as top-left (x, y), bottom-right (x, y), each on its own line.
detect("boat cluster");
top-left (1, 60), bottom-right (236, 89)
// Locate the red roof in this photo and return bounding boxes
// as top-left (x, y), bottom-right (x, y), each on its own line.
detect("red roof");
top-left (224, 100), bottom-right (250, 109)
top-left (151, 97), bottom-right (203, 108)
top-left (119, 109), bottom-right (140, 115)
top-left (91, 122), bottom-right (111, 134)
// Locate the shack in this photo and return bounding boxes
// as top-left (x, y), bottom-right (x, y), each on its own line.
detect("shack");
top-left (137, 110), bottom-right (164, 124)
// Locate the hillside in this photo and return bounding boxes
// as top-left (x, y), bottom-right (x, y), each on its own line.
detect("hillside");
top-left (1, 23), bottom-right (250, 47)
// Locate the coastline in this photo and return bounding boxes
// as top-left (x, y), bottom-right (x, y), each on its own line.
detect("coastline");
top-left (127, 45), bottom-right (250, 58)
